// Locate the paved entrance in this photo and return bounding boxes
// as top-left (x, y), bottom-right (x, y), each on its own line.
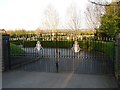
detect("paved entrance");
top-left (2, 70), bottom-right (118, 88)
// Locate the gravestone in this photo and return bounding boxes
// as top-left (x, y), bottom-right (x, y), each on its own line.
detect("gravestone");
top-left (115, 33), bottom-right (120, 85)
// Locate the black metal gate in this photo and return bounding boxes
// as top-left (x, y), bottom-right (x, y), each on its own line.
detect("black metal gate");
top-left (9, 34), bottom-right (115, 75)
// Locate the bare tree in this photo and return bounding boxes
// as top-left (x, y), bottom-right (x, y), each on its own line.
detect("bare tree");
top-left (42, 4), bottom-right (59, 33)
top-left (84, 0), bottom-right (113, 37)
top-left (85, 1), bottom-right (105, 31)
top-left (88, 0), bottom-right (110, 6)
top-left (66, 4), bottom-right (81, 40)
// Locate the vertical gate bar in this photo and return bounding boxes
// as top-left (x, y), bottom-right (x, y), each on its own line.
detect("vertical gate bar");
top-left (38, 59), bottom-right (42, 72)
top-left (110, 37), bottom-right (113, 74)
top-left (106, 37), bottom-right (108, 73)
top-left (100, 37), bottom-right (103, 74)
top-left (112, 37), bottom-right (114, 74)
top-left (108, 37), bottom-right (110, 73)
top-left (89, 36), bottom-right (92, 73)
top-left (68, 40), bottom-right (69, 58)
top-left (46, 57), bottom-right (47, 72)
top-left (99, 37), bottom-right (101, 74)
top-left (92, 36), bottom-right (94, 74)
top-left (110, 37), bottom-right (112, 74)
top-left (103, 37), bottom-right (106, 73)
top-left (107, 37), bottom-right (109, 73)
top-left (48, 58), bottom-right (51, 72)
top-left (63, 39), bottom-right (65, 58)
top-left (85, 38), bottom-right (87, 74)
top-left (102, 37), bottom-right (106, 74)
top-left (50, 32), bottom-right (52, 58)
top-left (93, 36), bottom-right (96, 74)
top-left (113, 37), bottom-right (115, 75)
top-left (68, 40), bottom-right (70, 58)
top-left (98, 37), bottom-right (100, 74)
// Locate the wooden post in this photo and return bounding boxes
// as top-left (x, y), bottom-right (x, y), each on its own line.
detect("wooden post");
top-left (115, 33), bottom-right (120, 84)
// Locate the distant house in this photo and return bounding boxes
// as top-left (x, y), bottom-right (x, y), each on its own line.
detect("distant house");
top-left (0, 29), bottom-right (7, 34)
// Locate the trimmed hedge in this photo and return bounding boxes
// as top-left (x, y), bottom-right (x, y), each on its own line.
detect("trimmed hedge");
top-left (23, 40), bottom-right (37, 47)
top-left (23, 40), bottom-right (90, 48)
top-left (23, 40), bottom-right (74, 48)
top-left (10, 40), bottom-right (23, 45)
top-left (92, 41), bottom-right (115, 60)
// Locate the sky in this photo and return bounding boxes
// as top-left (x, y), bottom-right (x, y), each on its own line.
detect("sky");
top-left (0, 0), bottom-right (112, 30)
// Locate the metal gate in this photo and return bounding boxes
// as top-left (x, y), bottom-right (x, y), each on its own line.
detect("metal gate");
top-left (10, 33), bottom-right (115, 75)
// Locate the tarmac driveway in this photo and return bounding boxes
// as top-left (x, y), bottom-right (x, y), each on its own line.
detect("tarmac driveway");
top-left (2, 70), bottom-right (118, 88)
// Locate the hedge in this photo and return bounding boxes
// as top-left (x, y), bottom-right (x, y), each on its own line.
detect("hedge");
top-left (23, 40), bottom-right (72, 48)
top-left (10, 40), bottom-right (23, 45)
top-left (23, 40), bottom-right (90, 48)
top-left (23, 40), bottom-right (37, 47)
top-left (91, 41), bottom-right (115, 60)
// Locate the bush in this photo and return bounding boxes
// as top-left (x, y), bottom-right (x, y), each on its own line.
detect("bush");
top-left (10, 43), bottom-right (25, 56)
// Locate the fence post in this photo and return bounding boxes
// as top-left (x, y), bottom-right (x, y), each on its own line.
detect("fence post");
top-left (115, 33), bottom-right (120, 85)
top-left (1, 34), bottom-right (10, 71)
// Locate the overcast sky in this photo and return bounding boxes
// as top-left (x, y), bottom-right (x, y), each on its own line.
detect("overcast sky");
top-left (0, 0), bottom-right (112, 30)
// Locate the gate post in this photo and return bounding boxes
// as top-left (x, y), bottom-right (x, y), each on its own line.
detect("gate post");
top-left (0, 34), bottom-right (2, 90)
top-left (0, 34), bottom-right (2, 72)
top-left (115, 33), bottom-right (120, 85)
top-left (1, 34), bottom-right (10, 71)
